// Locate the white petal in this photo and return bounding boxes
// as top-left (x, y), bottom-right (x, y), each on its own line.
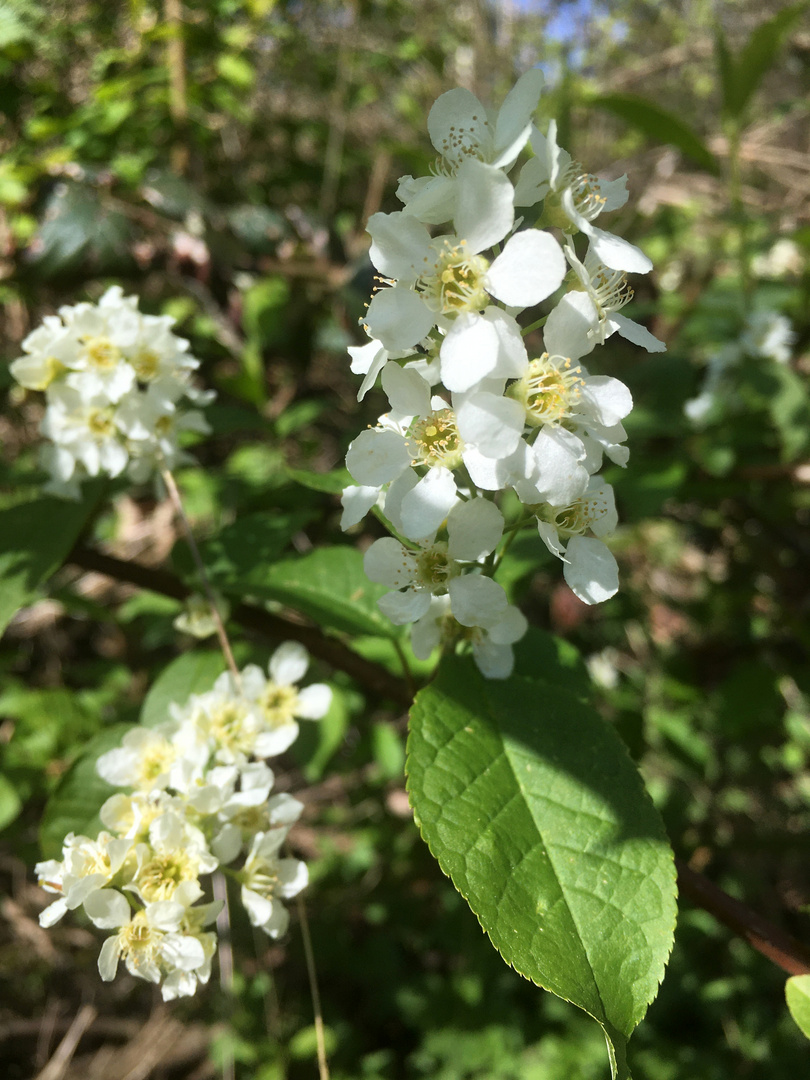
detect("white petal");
top-left (579, 376), bottom-right (633, 427)
top-left (455, 391), bottom-right (524, 459)
top-left (471, 639), bottom-right (515, 679)
top-left (537, 520), bottom-right (567, 560)
top-left (599, 174), bottom-right (629, 212)
top-left (84, 888), bottom-right (130, 929)
top-left (365, 288), bottom-right (434, 352)
top-left (254, 724), bottom-right (300, 757)
top-left (530, 427), bottom-right (589, 506)
top-left (276, 858), bottom-right (309, 899)
top-left (513, 157), bottom-right (550, 207)
top-left (98, 936), bottom-right (121, 981)
top-left (401, 174), bottom-right (457, 225)
top-left (488, 605), bottom-right (528, 645)
top-left (428, 87), bottom-right (490, 165)
top-left (486, 230), bottom-right (566, 308)
top-left (269, 641), bottom-right (309, 686)
top-left (492, 68), bottom-right (545, 168)
top-left (454, 159), bottom-right (514, 253)
top-left (447, 498), bottom-right (504, 562)
top-left (608, 312), bottom-right (666, 353)
top-left (340, 485), bottom-right (379, 530)
top-left (563, 536), bottom-right (619, 605)
top-left (399, 467), bottom-right (458, 540)
top-left (364, 538), bottom-right (417, 589)
top-left (367, 212), bottom-right (431, 280)
top-left (346, 428), bottom-right (411, 487)
top-left (349, 340), bottom-right (388, 401)
top-left (544, 291), bottom-right (598, 361)
top-left (296, 684), bottom-right (332, 720)
top-left (378, 589), bottom-right (432, 625)
top-left (162, 933), bottom-right (206, 972)
top-left (440, 312), bottom-right (500, 393)
top-left (587, 226), bottom-right (653, 275)
top-left (381, 361), bottom-right (431, 417)
top-left (448, 575), bottom-right (508, 629)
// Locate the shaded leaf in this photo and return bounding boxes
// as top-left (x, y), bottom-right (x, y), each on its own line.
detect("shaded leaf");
top-left (590, 93), bottom-right (720, 176)
top-left (0, 488), bottom-right (102, 638)
top-left (407, 657), bottom-right (678, 1079)
top-left (720, 4), bottom-right (808, 119)
top-left (140, 651), bottom-right (227, 728)
top-left (39, 724), bottom-right (131, 858)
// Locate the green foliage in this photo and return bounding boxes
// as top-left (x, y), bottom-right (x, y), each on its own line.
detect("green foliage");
top-left (139, 650), bottom-right (227, 727)
top-left (716, 3), bottom-right (808, 120)
top-left (589, 93), bottom-right (720, 175)
top-left (786, 975), bottom-right (810, 1040)
top-left (38, 724), bottom-right (131, 859)
top-left (0, 487), bottom-right (102, 636)
top-left (407, 656), bottom-right (678, 1078)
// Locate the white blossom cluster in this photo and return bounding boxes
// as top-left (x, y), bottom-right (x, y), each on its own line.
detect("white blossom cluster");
top-left (35, 643), bottom-right (331, 1000)
top-left (10, 285), bottom-right (214, 498)
top-left (685, 308), bottom-right (796, 426)
top-left (341, 71), bottom-right (664, 678)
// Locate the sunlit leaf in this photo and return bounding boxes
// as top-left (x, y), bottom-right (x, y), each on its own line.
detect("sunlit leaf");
top-left (407, 656), bottom-right (678, 1079)
top-left (140, 651), bottom-right (227, 728)
top-left (786, 975), bottom-right (810, 1040)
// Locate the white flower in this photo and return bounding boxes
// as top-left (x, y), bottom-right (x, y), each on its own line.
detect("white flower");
top-left (740, 310), bottom-right (795, 364)
top-left (364, 498), bottom-right (507, 628)
top-left (239, 829), bottom-right (308, 938)
top-left (535, 478), bottom-right (620, 604)
top-left (364, 213), bottom-right (565, 353)
top-left (410, 594), bottom-right (528, 679)
top-left (35, 831), bottom-right (133, 928)
top-left (85, 888), bottom-right (208, 993)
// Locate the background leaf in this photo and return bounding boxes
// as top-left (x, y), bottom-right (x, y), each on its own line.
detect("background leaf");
top-left (786, 975), bottom-right (810, 1040)
top-left (407, 656), bottom-right (678, 1078)
top-left (589, 93), bottom-right (720, 175)
top-left (39, 724), bottom-right (131, 858)
top-left (0, 488), bottom-right (101, 637)
top-left (140, 651), bottom-right (227, 728)
top-left (720, 3), bottom-right (808, 119)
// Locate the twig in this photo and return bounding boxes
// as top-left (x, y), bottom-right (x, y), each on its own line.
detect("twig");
top-left (34, 1004), bottom-right (97, 1080)
top-left (159, 463), bottom-right (240, 683)
top-left (66, 543), bottom-right (412, 704)
top-left (296, 893), bottom-right (330, 1080)
top-left (212, 873), bottom-right (235, 1080)
top-left (676, 859), bottom-right (810, 976)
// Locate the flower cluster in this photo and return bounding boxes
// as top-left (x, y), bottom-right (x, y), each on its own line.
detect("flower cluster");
top-left (11, 286), bottom-right (214, 498)
top-left (341, 71), bottom-right (664, 677)
top-left (684, 308), bottom-right (796, 426)
top-left (35, 643), bottom-right (331, 999)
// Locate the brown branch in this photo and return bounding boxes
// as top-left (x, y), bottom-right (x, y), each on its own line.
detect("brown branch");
top-left (676, 859), bottom-right (810, 977)
top-left (66, 543), bottom-right (411, 705)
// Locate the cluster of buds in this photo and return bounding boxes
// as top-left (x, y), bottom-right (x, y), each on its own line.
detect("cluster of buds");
top-left (10, 286), bottom-right (214, 498)
top-left (35, 644), bottom-right (331, 1000)
top-left (341, 71), bottom-right (664, 678)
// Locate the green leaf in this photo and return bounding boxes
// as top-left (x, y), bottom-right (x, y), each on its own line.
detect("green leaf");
top-left (786, 975), bottom-right (810, 1040)
top-left (512, 626), bottom-right (591, 701)
top-left (0, 773), bottom-right (22, 832)
top-left (0, 488), bottom-right (101, 638)
top-left (589, 93), bottom-right (720, 176)
top-left (286, 466), bottom-right (352, 495)
top-left (172, 510), bottom-right (312, 592)
top-left (407, 657), bottom-right (678, 1079)
top-left (721, 4), bottom-right (808, 119)
top-left (237, 546), bottom-right (401, 640)
top-left (140, 651), bottom-right (227, 728)
top-left (39, 724), bottom-right (131, 858)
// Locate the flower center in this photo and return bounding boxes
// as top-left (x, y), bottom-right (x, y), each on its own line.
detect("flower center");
top-left (87, 407), bottom-right (116, 439)
top-left (565, 166), bottom-right (607, 222)
top-left (407, 408), bottom-right (463, 469)
top-left (536, 491), bottom-right (609, 538)
top-left (119, 911), bottom-right (160, 969)
top-left (434, 117), bottom-right (488, 171)
top-left (508, 354), bottom-right (584, 426)
top-left (258, 683), bottom-right (299, 728)
top-left (132, 349), bottom-right (160, 381)
top-left (136, 739), bottom-right (176, 789)
top-left (581, 259), bottom-right (633, 317)
top-left (82, 336), bottom-right (121, 371)
top-left (418, 241), bottom-right (489, 314)
top-left (137, 850), bottom-right (198, 902)
top-left (416, 543), bottom-right (456, 589)
top-left (209, 702), bottom-right (256, 756)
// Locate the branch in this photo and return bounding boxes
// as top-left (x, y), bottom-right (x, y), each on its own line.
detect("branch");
top-left (676, 859), bottom-right (810, 976)
top-left (67, 543), bottom-right (411, 706)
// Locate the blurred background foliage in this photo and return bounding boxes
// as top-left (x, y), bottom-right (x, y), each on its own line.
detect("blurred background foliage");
top-left (2, 0), bottom-right (810, 1076)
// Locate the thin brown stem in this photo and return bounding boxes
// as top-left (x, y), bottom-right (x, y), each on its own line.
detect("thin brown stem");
top-left (212, 872), bottom-right (236, 1080)
top-left (296, 893), bottom-right (330, 1080)
top-left (676, 859), bottom-right (810, 976)
top-left (159, 464), bottom-right (240, 683)
top-left (66, 543), bottom-right (412, 704)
